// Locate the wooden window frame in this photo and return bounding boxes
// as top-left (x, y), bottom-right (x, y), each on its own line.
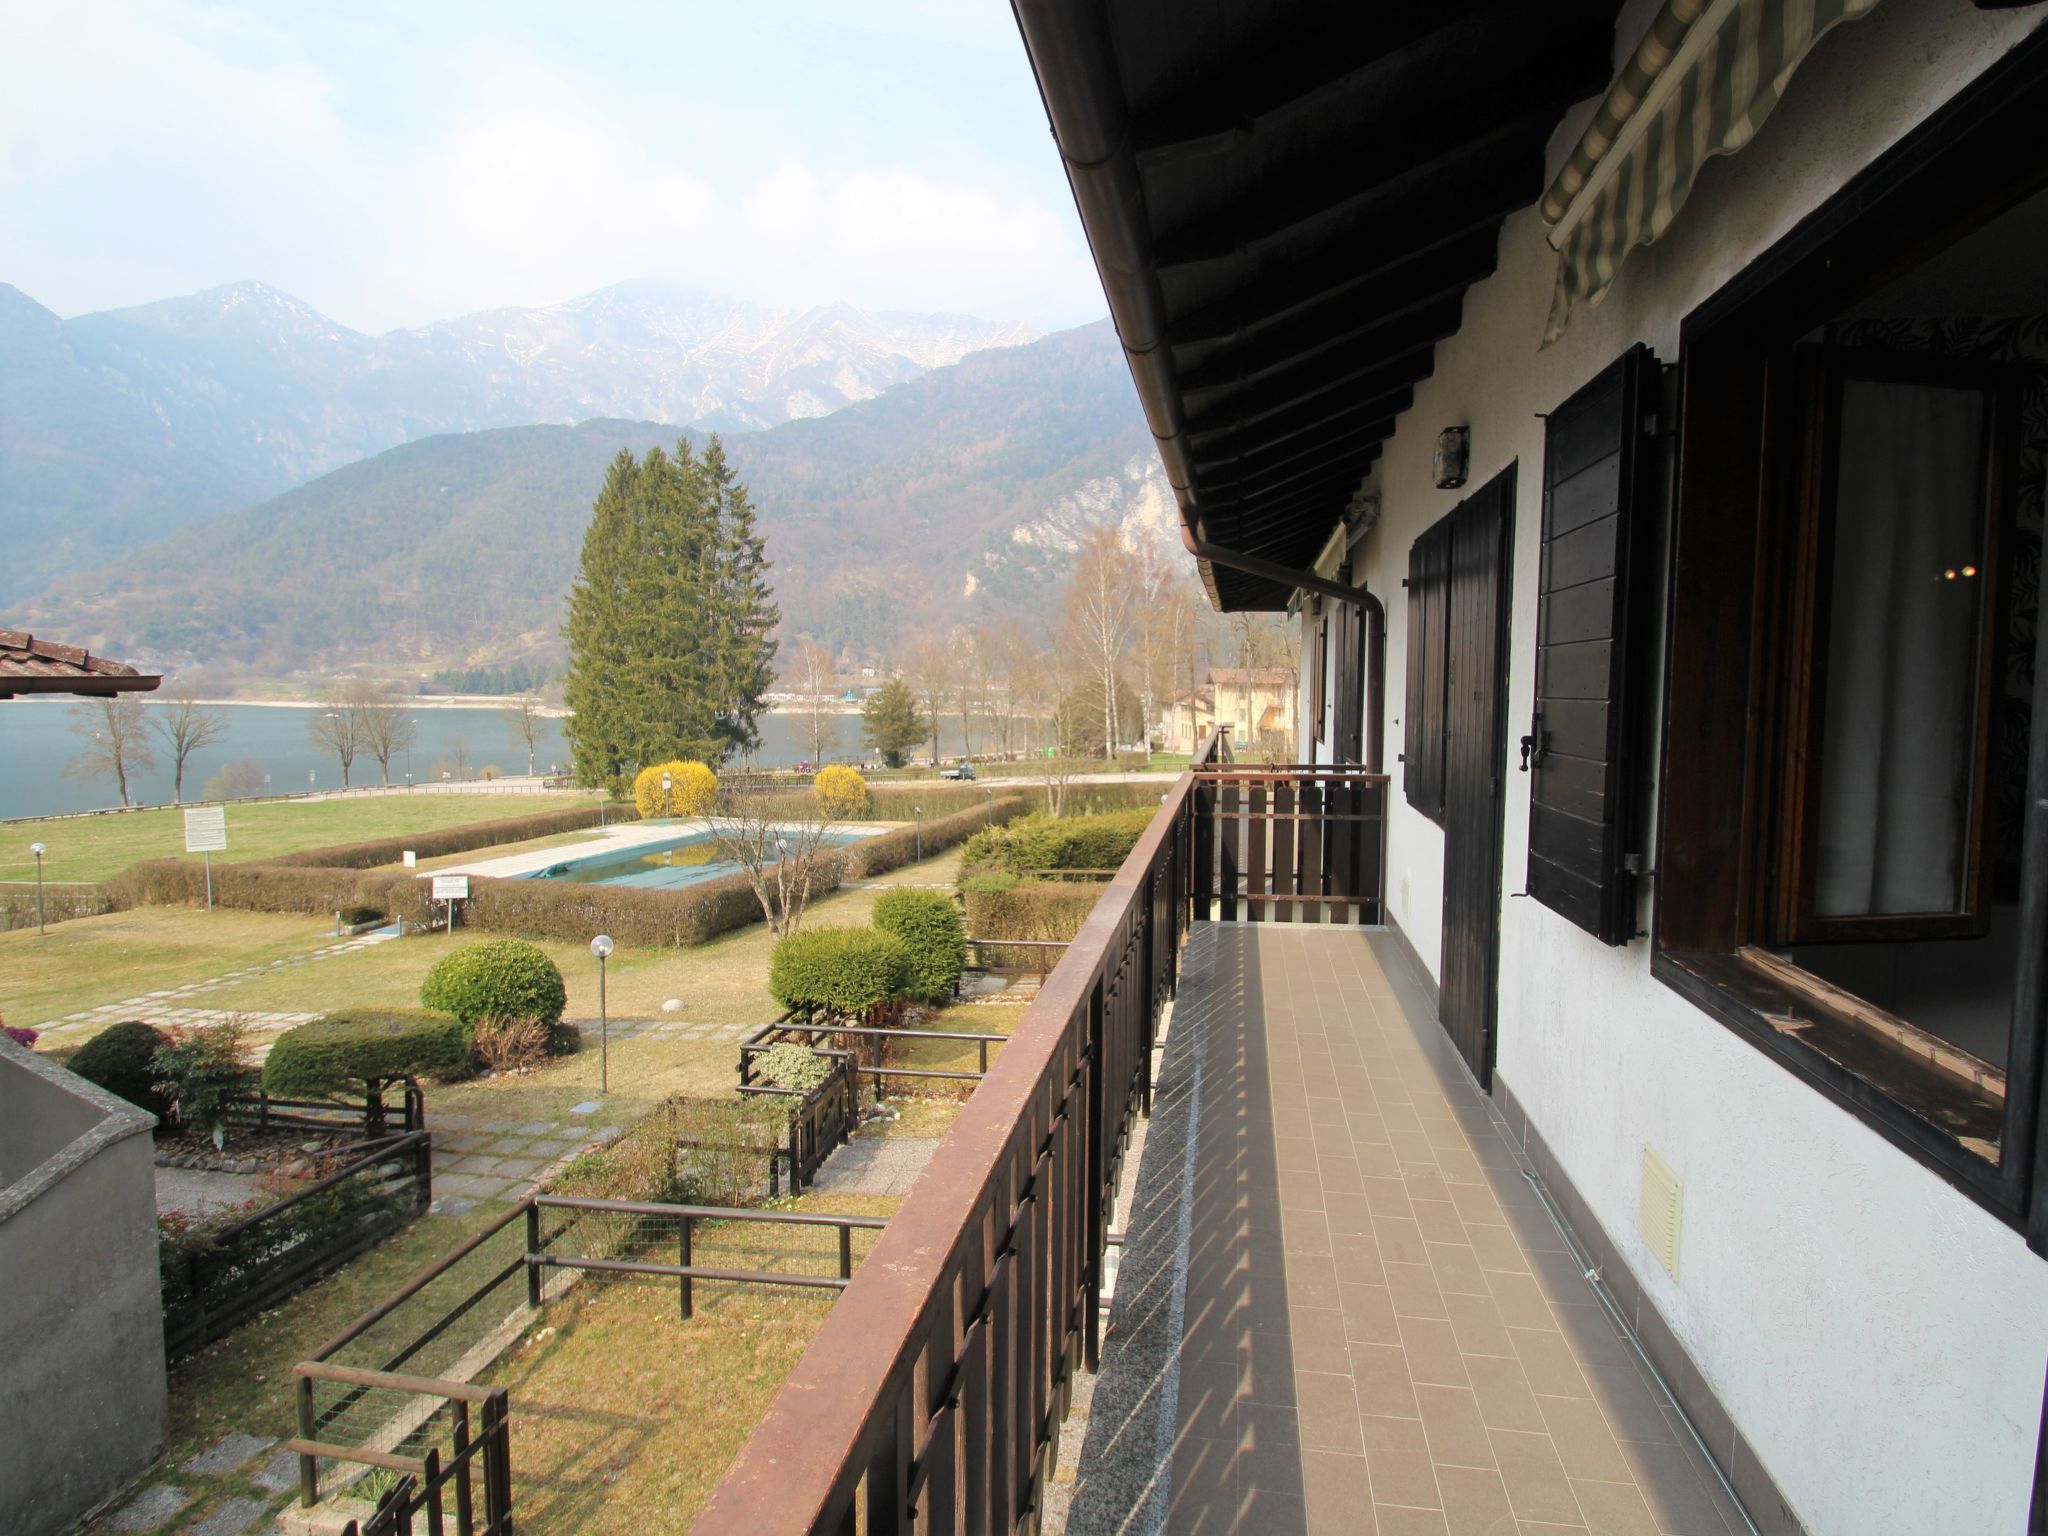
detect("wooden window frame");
top-left (1652, 29), bottom-right (2048, 1245)
top-left (1764, 345), bottom-right (2020, 946)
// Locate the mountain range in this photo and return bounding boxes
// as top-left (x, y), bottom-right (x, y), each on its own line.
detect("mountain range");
top-left (14, 315), bottom-right (1175, 675)
top-left (0, 279), bottom-right (1038, 603)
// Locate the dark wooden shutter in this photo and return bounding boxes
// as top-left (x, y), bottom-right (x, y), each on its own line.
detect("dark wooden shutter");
top-left (1404, 516), bottom-right (1450, 821)
top-left (1334, 588), bottom-right (1364, 764)
top-left (1527, 344), bottom-right (1659, 944)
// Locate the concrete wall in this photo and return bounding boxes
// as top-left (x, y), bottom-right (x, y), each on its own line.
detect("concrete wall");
top-left (0, 1039), bottom-right (168, 1536)
top-left (1298, 4), bottom-right (2048, 1531)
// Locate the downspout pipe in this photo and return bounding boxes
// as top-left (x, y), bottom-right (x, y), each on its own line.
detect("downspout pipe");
top-left (1014, 0), bottom-right (1376, 620)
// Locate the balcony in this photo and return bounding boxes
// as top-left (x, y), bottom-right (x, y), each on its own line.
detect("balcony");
top-left (695, 745), bottom-right (1744, 1534)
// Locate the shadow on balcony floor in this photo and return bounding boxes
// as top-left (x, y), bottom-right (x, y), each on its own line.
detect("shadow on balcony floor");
top-left (1063, 923), bottom-right (1752, 1536)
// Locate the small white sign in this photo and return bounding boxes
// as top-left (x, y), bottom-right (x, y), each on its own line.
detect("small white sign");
top-left (183, 805), bottom-right (228, 853)
top-left (402, 850), bottom-right (418, 868)
top-left (431, 874), bottom-right (470, 901)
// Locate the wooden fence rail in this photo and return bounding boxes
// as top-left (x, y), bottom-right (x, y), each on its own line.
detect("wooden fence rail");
top-left (1195, 764), bottom-right (1388, 924)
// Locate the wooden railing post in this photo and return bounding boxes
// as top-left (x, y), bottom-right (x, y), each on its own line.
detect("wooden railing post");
top-left (523, 1201), bottom-right (542, 1309)
top-left (297, 1373), bottom-right (320, 1506)
top-left (679, 1217), bottom-right (694, 1321)
top-left (452, 1401), bottom-right (474, 1536)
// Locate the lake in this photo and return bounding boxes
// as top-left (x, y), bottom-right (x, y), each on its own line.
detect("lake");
top-left (0, 700), bottom-right (825, 821)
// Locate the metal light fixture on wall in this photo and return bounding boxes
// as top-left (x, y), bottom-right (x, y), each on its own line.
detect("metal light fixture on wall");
top-left (1433, 426), bottom-right (1470, 490)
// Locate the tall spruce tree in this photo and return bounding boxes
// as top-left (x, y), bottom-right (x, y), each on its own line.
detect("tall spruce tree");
top-left (563, 438), bottom-right (779, 786)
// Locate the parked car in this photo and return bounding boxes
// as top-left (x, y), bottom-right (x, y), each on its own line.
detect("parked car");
top-left (941, 761), bottom-right (976, 781)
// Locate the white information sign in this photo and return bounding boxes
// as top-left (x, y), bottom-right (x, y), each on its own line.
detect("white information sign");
top-left (402, 850), bottom-right (418, 868)
top-left (183, 805), bottom-right (228, 853)
top-left (431, 874), bottom-right (471, 901)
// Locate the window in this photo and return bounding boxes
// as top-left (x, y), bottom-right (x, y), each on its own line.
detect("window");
top-left (1404, 516), bottom-right (1450, 820)
top-left (1655, 47), bottom-right (2048, 1244)
top-left (1768, 349), bottom-right (2016, 944)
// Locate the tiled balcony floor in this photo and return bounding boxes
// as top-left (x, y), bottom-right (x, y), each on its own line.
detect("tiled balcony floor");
top-left (1067, 923), bottom-right (1749, 1536)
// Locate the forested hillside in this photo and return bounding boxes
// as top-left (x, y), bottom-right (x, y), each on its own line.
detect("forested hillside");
top-left (19, 320), bottom-right (1165, 676)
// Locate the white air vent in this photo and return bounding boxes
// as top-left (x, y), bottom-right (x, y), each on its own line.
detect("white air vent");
top-left (1640, 1146), bottom-right (1683, 1279)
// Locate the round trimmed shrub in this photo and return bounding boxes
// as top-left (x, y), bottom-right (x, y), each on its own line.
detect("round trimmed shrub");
top-left (814, 764), bottom-right (870, 819)
top-left (263, 1008), bottom-right (471, 1100)
top-left (769, 925), bottom-right (912, 1018)
top-left (70, 1021), bottom-right (171, 1121)
top-left (632, 759), bottom-right (717, 819)
top-left (871, 888), bottom-right (966, 1003)
top-left (420, 939), bottom-right (567, 1029)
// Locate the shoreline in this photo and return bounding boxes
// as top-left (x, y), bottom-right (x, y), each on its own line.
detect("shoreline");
top-left (8, 695), bottom-right (861, 716)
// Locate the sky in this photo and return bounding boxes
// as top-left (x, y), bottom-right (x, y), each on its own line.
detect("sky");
top-left (0, 0), bottom-right (1107, 333)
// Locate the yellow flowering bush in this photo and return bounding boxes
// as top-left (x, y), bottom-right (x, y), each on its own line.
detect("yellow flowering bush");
top-left (813, 764), bottom-right (870, 819)
top-left (632, 759), bottom-right (718, 819)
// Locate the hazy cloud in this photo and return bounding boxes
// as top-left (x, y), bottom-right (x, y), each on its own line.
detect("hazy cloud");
top-left (0, 1), bottom-right (1103, 331)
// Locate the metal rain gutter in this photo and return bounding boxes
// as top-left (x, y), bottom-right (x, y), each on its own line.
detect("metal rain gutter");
top-left (1012, 0), bottom-right (1375, 617)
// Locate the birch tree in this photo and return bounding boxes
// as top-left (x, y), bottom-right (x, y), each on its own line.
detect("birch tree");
top-left (790, 639), bottom-right (841, 763)
top-left (1060, 528), bottom-right (1140, 758)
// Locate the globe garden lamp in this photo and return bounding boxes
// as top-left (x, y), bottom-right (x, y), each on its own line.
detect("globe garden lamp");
top-left (914, 804), bottom-right (924, 862)
top-left (590, 934), bottom-right (616, 1092)
top-left (30, 842), bottom-right (47, 935)
top-left (661, 771), bottom-right (673, 819)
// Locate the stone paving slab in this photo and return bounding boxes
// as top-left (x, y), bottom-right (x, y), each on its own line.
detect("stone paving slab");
top-left (809, 1135), bottom-right (942, 1198)
top-left (104, 1484), bottom-right (191, 1530)
top-left (182, 1433), bottom-right (275, 1477)
top-left (253, 1450), bottom-right (303, 1495)
top-left (187, 1495), bottom-right (267, 1536)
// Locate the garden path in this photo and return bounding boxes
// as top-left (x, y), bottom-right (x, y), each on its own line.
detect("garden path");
top-left (28, 929), bottom-right (399, 1034)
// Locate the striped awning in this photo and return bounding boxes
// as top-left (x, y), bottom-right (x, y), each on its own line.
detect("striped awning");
top-left (1542, 0), bottom-right (1881, 343)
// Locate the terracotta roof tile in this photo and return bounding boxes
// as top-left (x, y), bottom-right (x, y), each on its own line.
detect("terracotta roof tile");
top-left (0, 631), bottom-right (162, 698)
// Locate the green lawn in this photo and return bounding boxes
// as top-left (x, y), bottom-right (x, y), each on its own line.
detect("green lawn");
top-left (6, 849), bottom-right (969, 1030)
top-left (2, 908), bottom-right (338, 1028)
top-left (0, 791), bottom-right (603, 884)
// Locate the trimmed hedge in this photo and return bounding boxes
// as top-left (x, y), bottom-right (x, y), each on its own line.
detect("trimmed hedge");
top-left (770, 925), bottom-right (912, 1017)
top-left (70, 1021), bottom-right (171, 1122)
top-left (841, 797), bottom-right (1027, 879)
top-left (964, 880), bottom-right (1106, 967)
top-left (871, 888), bottom-right (966, 1003)
top-left (420, 939), bottom-right (567, 1028)
top-left (754, 1042), bottom-right (835, 1093)
top-left (959, 809), bottom-right (1153, 880)
top-left (262, 804), bottom-right (635, 870)
top-left (262, 1009), bottom-right (471, 1099)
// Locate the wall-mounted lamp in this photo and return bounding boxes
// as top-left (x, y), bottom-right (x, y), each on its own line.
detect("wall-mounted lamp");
top-left (1433, 426), bottom-right (1470, 490)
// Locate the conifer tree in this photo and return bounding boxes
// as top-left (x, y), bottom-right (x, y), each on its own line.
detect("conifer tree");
top-left (563, 437), bottom-right (780, 787)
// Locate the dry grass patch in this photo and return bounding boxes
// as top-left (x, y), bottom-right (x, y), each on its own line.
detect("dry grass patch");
top-left (480, 1193), bottom-right (898, 1535)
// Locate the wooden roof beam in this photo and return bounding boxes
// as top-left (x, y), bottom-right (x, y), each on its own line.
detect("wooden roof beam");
top-left (1130, 0), bottom-right (1502, 167)
top-left (1174, 243), bottom-right (1495, 394)
top-left (1188, 351), bottom-right (1437, 455)
top-left (1195, 404), bottom-right (1405, 484)
top-left (1181, 299), bottom-right (1463, 420)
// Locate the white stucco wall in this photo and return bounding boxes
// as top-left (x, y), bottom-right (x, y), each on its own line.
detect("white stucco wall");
top-left (1312, 4), bottom-right (2048, 1532)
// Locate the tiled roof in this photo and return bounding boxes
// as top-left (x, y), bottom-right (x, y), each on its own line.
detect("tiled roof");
top-left (0, 631), bottom-right (162, 699)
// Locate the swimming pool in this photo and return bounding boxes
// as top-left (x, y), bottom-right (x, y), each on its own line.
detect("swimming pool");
top-left (523, 830), bottom-right (862, 890)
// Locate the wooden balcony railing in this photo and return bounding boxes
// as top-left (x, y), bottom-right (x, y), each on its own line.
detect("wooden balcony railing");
top-left (1196, 763), bottom-right (1389, 924)
top-left (692, 731), bottom-right (1222, 1535)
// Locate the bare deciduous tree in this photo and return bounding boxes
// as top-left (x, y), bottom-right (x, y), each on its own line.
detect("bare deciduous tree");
top-left (901, 636), bottom-right (956, 767)
top-left (69, 695), bottom-right (158, 807)
top-left (151, 688), bottom-right (228, 804)
top-left (789, 640), bottom-right (841, 764)
top-left (707, 789), bottom-right (844, 938)
top-left (351, 682), bottom-right (418, 787)
top-left (503, 692), bottom-right (544, 777)
top-left (309, 687), bottom-right (368, 787)
top-left (1061, 527), bottom-right (1140, 759)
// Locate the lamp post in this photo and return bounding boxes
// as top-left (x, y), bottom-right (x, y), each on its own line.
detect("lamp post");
top-left (590, 934), bottom-right (615, 1093)
top-left (661, 771), bottom-right (673, 820)
top-left (29, 842), bottom-right (46, 935)
top-left (913, 804), bottom-right (923, 862)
